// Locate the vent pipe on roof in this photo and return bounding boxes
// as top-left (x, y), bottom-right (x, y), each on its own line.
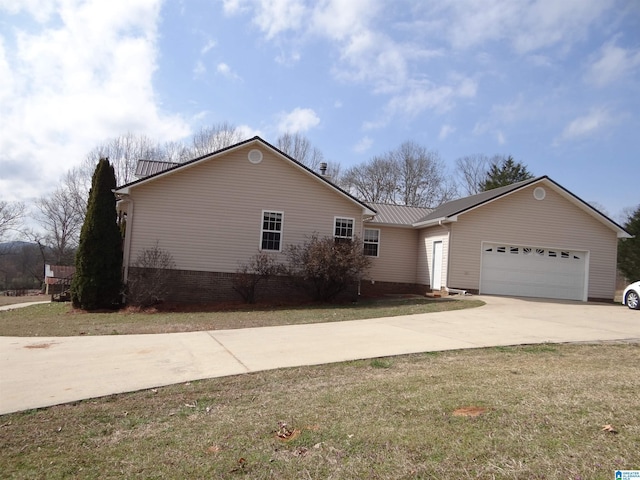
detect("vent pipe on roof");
top-left (319, 162), bottom-right (327, 175)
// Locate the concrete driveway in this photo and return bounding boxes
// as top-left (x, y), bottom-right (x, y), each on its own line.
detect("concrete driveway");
top-left (1, 296), bottom-right (638, 415)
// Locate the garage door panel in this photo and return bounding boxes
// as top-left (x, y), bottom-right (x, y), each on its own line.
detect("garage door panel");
top-left (480, 243), bottom-right (586, 301)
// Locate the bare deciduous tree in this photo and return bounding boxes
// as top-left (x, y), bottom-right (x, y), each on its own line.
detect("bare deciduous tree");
top-left (189, 122), bottom-right (247, 158)
top-left (344, 141), bottom-right (457, 207)
top-left (276, 132), bottom-right (343, 184)
top-left (392, 141), bottom-right (457, 207)
top-left (162, 140), bottom-right (192, 163)
top-left (84, 132), bottom-right (165, 187)
top-left (276, 132), bottom-right (325, 170)
top-left (454, 154), bottom-right (499, 196)
top-left (0, 200), bottom-right (25, 246)
top-left (33, 186), bottom-right (84, 264)
top-left (343, 156), bottom-right (398, 204)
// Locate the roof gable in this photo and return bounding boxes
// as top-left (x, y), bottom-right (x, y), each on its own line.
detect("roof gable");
top-left (115, 136), bottom-right (375, 216)
top-left (413, 176), bottom-right (631, 238)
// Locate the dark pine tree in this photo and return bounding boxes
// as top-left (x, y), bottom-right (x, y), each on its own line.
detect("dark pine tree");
top-left (480, 156), bottom-right (534, 191)
top-left (618, 204), bottom-right (640, 281)
top-left (71, 158), bottom-right (123, 310)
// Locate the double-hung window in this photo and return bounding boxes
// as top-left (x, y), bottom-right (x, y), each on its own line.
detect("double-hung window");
top-left (363, 228), bottom-right (380, 257)
top-left (334, 217), bottom-right (354, 243)
top-left (261, 211), bottom-right (283, 251)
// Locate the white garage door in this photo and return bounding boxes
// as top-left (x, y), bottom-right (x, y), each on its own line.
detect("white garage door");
top-left (480, 243), bottom-right (587, 301)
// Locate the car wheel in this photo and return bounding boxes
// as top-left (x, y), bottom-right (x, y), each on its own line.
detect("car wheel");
top-left (626, 290), bottom-right (640, 310)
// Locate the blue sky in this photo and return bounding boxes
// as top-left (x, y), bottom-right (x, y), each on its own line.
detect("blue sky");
top-left (1, 0), bottom-right (639, 220)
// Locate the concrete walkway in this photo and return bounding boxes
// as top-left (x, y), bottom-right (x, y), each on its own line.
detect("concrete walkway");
top-left (1, 296), bottom-right (638, 415)
top-left (0, 300), bottom-right (51, 311)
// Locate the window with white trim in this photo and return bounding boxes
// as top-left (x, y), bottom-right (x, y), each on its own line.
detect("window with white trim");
top-left (334, 217), bottom-right (354, 243)
top-left (363, 228), bottom-right (380, 257)
top-left (261, 211), bottom-right (283, 251)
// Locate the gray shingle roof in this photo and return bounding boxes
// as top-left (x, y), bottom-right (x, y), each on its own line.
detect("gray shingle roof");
top-left (367, 203), bottom-right (434, 225)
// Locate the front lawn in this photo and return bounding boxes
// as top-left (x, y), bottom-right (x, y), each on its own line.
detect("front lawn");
top-left (0, 296), bottom-right (484, 337)
top-left (1, 343), bottom-right (638, 478)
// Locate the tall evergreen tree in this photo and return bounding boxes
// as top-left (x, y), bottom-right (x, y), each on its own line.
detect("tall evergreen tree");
top-left (618, 204), bottom-right (640, 281)
top-left (71, 158), bottom-right (123, 310)
top-left (480, 156), bottom-right (534, 191)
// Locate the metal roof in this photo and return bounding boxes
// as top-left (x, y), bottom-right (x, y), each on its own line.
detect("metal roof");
top-left (367, 203), bottom-right (433, 226)
top-left (134, 160), bottom-right (180, 178)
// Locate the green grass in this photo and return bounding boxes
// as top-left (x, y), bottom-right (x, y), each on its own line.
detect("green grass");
top-left (1, 343), bottom-right (638, 478)
top-left (0, 297), bottom-right (485, 337)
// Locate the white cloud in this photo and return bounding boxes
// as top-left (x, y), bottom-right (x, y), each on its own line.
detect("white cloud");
top-left (439, 124), bottom-right (455, 140)
top-left (274, 49), bottom-right (301, 66)
top-left (193, 60), bottom-right (206, 77)
top-left (201, 39), bottom-right (217, 55)
top-left (557, 108), bottom-right (613, 143)
top-left (353, 136), bottom-right (373, 153)
top-left (236, 124), bottom-right (263, 139)
top-left (216, 62), bottom-right (241, 80)
top-left (277, 107), bottom-right (320, 133)
top-left (473, 96), bottom-right (525, 140)
top-left (0, 0), bottom-right (190, 202)
top-left (384, 76), bottom-right (477, 123)
top-left (0, 0), bottom-right (58, 23)
top-left (221, 0), bottom-right (248, 15)
top-left (586, 41), bottom-right (640, 88)
top-left (253, 0), bottom-right (307, 40)
top-left (431, 0), bottom-right (616, 54)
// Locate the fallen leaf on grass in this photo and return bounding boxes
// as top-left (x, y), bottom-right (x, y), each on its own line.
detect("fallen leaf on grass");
top-left (229, 457), bottom-right (247, 473)
top-left (602, 424), bottom-right (618, 434)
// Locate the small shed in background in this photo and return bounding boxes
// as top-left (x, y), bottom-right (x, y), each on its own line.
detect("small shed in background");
top-left (44, 264), bottom-right (75, 299)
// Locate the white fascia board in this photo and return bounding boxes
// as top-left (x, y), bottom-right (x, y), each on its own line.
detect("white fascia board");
top-left (412, 216), bottom-right (457, 228)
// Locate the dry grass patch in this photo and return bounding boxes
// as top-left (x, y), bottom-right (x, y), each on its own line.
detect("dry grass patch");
top-left (0, 296), bottom-right (484, 337)
top-left (0, 295), bottom-right (46, 307)
top-left (1, 343), bottom-right (639, 479)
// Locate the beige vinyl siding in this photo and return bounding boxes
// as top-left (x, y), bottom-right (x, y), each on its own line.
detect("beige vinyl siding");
top-left (126, 145), bottom-right (364, 273)
top-left (447, 184), bottom-right (618, 299)
top-left (365, 226), bottom-right (419, 284)
top-left (417, 226), bottom-right (450, 287)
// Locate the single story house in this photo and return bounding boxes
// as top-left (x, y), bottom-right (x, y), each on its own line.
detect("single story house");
top-left (114, 136), bottom-right (630, 303)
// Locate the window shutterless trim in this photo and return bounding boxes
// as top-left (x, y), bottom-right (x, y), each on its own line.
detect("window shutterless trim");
top-left (363, 228), bottom-right (380, 257)
top-left (260, 210), bottom-right (284, 252)
top-left (333, 216), bottom-right (355, 240)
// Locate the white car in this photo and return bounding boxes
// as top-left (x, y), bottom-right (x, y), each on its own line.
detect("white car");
top-left (622, 281), bottom-right (640, 310)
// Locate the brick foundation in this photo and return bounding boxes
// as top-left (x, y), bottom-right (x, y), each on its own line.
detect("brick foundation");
top-left (128, 267), bottom-right (359, 305)
top-left (359, 280), bottom-right (429, 298)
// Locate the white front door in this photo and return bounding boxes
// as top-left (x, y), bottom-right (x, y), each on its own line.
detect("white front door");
top-left (432, 241), bottom-right (443, 290)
